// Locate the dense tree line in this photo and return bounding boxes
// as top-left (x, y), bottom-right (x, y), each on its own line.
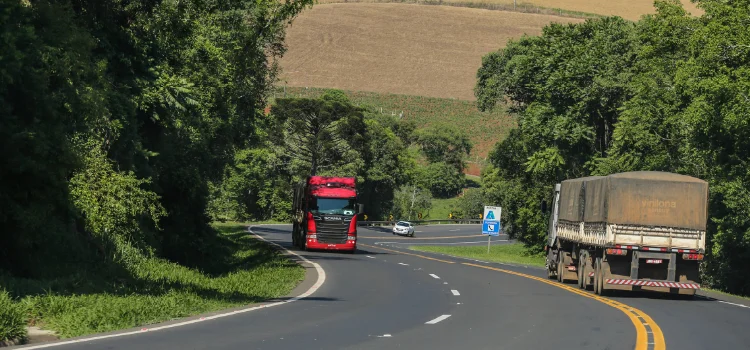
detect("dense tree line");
top-left (475, 0), bottom-right (750, 295)
top-left (208, 90), bottom-right (474, 223)
top-left (208, 90), bottom-right (416, 222)
top-left (0, 0), bottom-right (313, 277)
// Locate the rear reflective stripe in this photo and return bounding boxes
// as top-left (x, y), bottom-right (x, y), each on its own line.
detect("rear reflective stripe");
top-left (605, 279), bottom-right (700, 289)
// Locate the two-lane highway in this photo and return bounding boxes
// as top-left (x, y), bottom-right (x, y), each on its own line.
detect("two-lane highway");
top-left (18, 224), bottom-right (750, 350)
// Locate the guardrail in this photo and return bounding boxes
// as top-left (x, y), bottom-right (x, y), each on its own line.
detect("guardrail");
top-left (357, 219), bottom-right (482, 227)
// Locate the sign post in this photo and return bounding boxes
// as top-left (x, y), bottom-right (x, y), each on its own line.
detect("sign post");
top-left (482, 206), bottom-right (501, 253)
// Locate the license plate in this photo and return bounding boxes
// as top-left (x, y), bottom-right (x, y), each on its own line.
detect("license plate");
top-left (646, 259), bottom-right (663, 264)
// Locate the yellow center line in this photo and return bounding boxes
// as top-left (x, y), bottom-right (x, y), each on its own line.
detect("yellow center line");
top-left (462, 262), bottom-right (664, 350)
top-left (363, 243), bottom-right (665, 350)
top-left (358, 243), bottom-right (455, 264)
top-left (358, 234), bottom-right (485, 240)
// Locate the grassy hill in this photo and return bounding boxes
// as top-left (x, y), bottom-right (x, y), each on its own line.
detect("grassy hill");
top-left (272, 87), bottom-right (515, 175)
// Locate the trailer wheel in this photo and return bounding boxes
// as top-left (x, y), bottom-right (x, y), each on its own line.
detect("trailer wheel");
top-left (557, 252), bottom-right (564, 283)
top-left (578, 256), bottom-right (585, 289)
top-left (594, 258), bottom-right (602, 295)
top-left (547, 260), bottom-right (556, 279)
top-left (596, 258), bottom-right (610, 296)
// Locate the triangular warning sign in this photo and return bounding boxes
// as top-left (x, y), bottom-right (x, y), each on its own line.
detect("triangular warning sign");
top-left (486, 211), bottom-right (495, 220)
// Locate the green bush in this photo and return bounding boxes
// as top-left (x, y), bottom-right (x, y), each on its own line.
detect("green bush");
top-left (420, 162), bottom-right (465, 198)
top-left (0, 290), bottom-right (26, 342)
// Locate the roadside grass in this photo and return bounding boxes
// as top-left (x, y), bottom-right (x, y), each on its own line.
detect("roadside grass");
top-left (272, 86), bottom-right (515, 171)
top-left (410, 243), bottom-right (546, 267)
top-left (0, 223), bottom-right (304, 339)
top-left (427, 197), bottom-right (460, 220)
top-left (703, 288), bottom-right (750, 301)
top-left (0, 290), bottom-right (26, 342)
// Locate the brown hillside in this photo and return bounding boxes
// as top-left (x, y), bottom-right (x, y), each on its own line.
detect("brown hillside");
top-left (317, 0), bottom-right (703, 21)
top-left (438, 0), bottom-right (703, 21)
top-left (278, 3), bottom-right (583, 100)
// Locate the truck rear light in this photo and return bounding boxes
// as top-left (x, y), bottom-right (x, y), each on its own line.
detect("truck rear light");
top-left (347, 235), bottom-right (356, 241)
top-left (606, 248), bottom-right (627, 256)
top-left (683, 253), bottom-right (704, 260)
top-left (645, 259), bottom-right (663, 264)
top-left (307, 234), bottom-right (317, 239)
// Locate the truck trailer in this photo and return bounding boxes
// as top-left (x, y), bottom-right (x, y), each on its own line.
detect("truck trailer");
top-left (292, 176), bottom-right (363, 253)
top-left (545, 171), bottom-right (708, 296)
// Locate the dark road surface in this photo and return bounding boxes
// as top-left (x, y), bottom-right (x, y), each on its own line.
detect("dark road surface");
top-left (17, 224), bottom-right (750, 350)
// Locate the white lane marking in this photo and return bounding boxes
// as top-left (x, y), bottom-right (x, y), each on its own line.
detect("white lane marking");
top-left (366, 256), bottom-right (375, 259)
top-left (415, 231), bottom-right (423, 233)
top-left (18, 226), bottom-right (327, 349)
top-left (398, 263), bottom-right (409, 266)
top-left (377, 334), bottom-right (392, 338)
top-left (443, 282), bottom-right (448, 284)
top-left (382, 240), bottom-right (509, 245)
top-left (425, 315), bottom-right (452, 324)
top-left (449, 229), bottom-right (460, 232)
top-left (451, 290), bottom-right (460, 296)
top-left (718, 300), bottom-right (750, 309)
top-left (429, 274), bottom-right (440, 279)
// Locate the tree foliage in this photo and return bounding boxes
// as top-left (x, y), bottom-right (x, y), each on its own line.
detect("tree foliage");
top-left (475, 0), bottom-right (750, 295)
top-left (270, 92), bottom-right (366, 175)
top-left (415, 125), bottom-right (472, 171)
top-left (392, 185), bottom-right (433, 221)
top-left (208, 91), bottom-right (416, 222)
top-left (0, 0), bottom-right (312, 276)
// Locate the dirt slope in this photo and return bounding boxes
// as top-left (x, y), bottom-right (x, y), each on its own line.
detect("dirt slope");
top-left (278, 3), bottom-right (583, 100)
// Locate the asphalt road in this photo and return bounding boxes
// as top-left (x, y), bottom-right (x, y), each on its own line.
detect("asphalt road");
top-left (20, 225), bottom-right (750, 350)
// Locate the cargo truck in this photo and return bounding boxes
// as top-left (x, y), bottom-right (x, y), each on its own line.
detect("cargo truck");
top-left (544, 171), bottom-right (707, 296)
top-left (292, 176), bottom-right (363, 253)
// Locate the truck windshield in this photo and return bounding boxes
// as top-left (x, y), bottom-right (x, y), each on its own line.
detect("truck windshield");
top-left (309, 197), bottom-right (357, 216)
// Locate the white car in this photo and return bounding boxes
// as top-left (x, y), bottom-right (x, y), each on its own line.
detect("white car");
top-left (392, 221), bottom-right (415, 237)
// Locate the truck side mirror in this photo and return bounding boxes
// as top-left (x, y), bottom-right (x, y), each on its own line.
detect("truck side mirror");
top-left (541, 200), bottom-right (548, 213)
top-left (357, 203), bottom-right (364, 215)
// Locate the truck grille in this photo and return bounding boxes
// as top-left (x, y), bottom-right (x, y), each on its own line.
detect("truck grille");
top-left (316, 220), bottom-right (349, 244)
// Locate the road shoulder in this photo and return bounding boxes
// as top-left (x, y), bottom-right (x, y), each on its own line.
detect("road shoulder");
top-left (11, 226), bottom-right (323, 350)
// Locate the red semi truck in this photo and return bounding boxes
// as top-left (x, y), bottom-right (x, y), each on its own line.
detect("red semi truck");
top-left (291, 176), bottom-right (363, 253)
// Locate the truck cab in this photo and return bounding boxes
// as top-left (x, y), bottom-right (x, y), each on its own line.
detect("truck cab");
top-left (292, 176), bottom-right (363, 253)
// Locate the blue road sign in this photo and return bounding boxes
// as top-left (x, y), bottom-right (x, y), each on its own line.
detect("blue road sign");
top-left (482, 206), bottom-right (501, 236)
top-left (482, 221), bottom-right (500, 236)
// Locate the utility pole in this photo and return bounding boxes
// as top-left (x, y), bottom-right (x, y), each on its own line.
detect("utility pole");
top-left (409, 187), bottom-right (417, 221)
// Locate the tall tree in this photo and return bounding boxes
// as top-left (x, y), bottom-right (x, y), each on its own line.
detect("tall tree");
top-left (271, 91), bottom-right (365, 176)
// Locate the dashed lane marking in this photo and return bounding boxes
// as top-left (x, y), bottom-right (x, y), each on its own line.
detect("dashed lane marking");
top-left (425, 315), bottom-right (452, 324)
top-left (429, 274), bottom-right (440, 279)
top-left (451, 290), bottom-right (460, 296)
top-left (398, 263), bottom-right (409, 266)
top-left (364, 243), bottom-right (665, 350)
